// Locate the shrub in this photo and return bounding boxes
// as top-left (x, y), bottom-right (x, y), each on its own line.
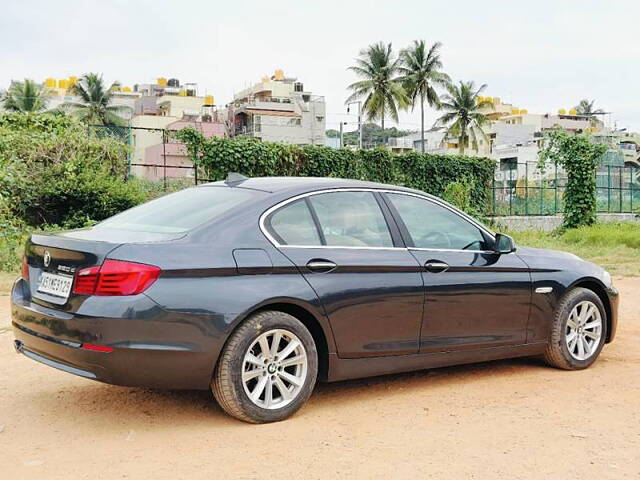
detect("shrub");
top-left (442, 177), bottom-right (478, 216)
top-left (176, 129), bottom-right (495, 215)
top-left (0, 113), bottom-right (146, 228)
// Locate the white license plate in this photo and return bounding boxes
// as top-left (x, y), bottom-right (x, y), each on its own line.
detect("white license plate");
top-left (37, 272), bottom-right (73, 299)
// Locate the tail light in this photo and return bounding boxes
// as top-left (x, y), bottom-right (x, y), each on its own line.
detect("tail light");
top-left (21, 255), bottom-right (29, 281)
top-left (72, 260), bottom-right (161, 296)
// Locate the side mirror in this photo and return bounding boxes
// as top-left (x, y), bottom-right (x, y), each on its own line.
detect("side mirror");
top-left (493, 233), bottom-right (516, 254)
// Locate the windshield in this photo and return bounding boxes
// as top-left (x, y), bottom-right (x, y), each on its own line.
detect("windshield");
top-left (96, 187), bottom-right (258, 233)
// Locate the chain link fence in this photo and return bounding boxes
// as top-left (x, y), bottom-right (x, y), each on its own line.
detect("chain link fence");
top-left (490, 161), bottom-right (640, 216)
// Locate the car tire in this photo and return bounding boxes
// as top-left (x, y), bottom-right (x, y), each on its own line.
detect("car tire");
top-left (212, 310), bottom-right (318, 423)
top-left (543, 287), bottom-right (608, 370)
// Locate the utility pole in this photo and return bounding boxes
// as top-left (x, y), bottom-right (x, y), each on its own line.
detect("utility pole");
top-left (347, 101), bottom-right (363, 149)
top-left (339, 121), bottom-right (344, 148)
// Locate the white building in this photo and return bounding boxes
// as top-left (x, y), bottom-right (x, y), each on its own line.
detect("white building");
top-left (225, 70), bottom-right (326, 145)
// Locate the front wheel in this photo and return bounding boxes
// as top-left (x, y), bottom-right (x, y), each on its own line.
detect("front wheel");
top-left (543, 287), bottom-right (607, 370)
top-left (212, 310), bottom-right (318, 423)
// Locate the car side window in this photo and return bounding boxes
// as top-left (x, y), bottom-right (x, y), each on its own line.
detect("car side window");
top-left (309, 192), bottom-right (393, 247)
top-left (268, 199), bottom-right (322, 246)
top-left (386, 193), bottom-right (487, 251)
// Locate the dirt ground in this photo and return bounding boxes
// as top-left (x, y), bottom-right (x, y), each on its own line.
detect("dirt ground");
top-left (0, 279), bottom-right (638, 480)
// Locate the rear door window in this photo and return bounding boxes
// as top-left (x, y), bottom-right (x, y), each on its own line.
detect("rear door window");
top-left (309, 192), bottom-right (393, 247)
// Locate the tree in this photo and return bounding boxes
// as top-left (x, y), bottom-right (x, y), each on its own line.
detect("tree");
top-left (398, 41), bottom-right (449, 153)
top-left (1, 79), bottom-right (51, 113)
top-left (61, 73), bottom-right (131, 126)
top-left (575, 99), bottom-right (604, 117)
top-left (575, 99), bottom-right (605, 128)
top-left (326, 123), bottom-right (416, 147)
top-left (346, 42), bottom-right (409, 146)
top-left (434, 80), bottom-right (493, 154)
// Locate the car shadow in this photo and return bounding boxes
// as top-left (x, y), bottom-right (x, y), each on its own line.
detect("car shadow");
top-left (14, 356), bottom-right (550, 428)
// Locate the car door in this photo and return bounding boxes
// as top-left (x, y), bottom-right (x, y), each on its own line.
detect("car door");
top-left (382, 192), bottom-right (532, 353)
top-left (262, 189), bottom-right (424, 358)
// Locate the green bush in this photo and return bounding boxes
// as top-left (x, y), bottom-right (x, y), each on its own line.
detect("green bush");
top-left (539, 129), bottom-right (607, 229)
top-left (176, 129), bottom-right (495, 214)
top-left (0, 113), bottom-right (146, 228)
top-left (442, 177), bottom-right (477, 216)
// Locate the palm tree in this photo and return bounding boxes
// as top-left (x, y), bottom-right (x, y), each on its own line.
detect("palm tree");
top-left (346, 42), bottom-right (409, 146)
top-left (435, 81), bottom-right (493, 155)
top-left (61, 73), bottom-right (131, 126)
top-left (398, 41), bottom-right (450, 153)
top-left (575, 99), bottom-right (605, 128)
top-left (1, 79), bottom-right (51, 112)
top-left (575, 99), bottom-right (604, 117)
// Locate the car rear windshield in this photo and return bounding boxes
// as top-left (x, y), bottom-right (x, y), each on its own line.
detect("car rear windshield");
top-left (96, 187), bottom-right (258, 233)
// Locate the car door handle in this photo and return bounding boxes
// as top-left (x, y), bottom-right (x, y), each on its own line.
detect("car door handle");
top-left (306, 259), bottom-right (337, 273)
top-left (424, 260), bottom-right (450, 273)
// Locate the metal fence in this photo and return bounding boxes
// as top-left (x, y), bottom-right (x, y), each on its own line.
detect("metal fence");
top-left (490, 161), bottom-right (640, 216)
top-left (90, 125), bottom-right (215, 188)
top-left (90, 126), bottom-right (640, 214)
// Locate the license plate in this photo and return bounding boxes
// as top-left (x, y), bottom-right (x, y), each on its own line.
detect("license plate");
top-left (37, 272), bottom-right (73, 299)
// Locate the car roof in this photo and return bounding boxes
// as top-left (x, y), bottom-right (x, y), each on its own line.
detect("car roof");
top-left (201, 176), bottom-right (429, 197)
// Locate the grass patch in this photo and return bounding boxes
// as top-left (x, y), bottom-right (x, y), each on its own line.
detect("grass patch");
top-left (509, 222), bottom-right (640, 277)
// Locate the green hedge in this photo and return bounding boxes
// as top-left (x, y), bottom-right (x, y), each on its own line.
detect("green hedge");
top-left (176, 129), bottom-right (495, 214)
top-left (0, 113), bottom-right (146, 228)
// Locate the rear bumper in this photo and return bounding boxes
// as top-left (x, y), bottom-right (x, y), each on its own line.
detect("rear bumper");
top-left (11, 280), bottom-right (218, 390)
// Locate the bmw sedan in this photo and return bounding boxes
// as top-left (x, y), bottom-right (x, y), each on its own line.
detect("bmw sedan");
top-left (12, 176), bottom-right (618, 423)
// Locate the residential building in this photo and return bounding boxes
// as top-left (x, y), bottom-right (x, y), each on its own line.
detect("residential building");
top-left (226, 70), bottom-right (326, 145)
top-left (44, 75), bottom-right (226, 180)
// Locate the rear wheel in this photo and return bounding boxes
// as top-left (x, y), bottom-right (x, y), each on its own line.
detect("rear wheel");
top-left (212, 310), bottom-right (318, 423)
top-left (543, 287), bottom-right (607, 370)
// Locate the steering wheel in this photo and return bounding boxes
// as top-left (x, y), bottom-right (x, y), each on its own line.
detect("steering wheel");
top-left (419, 231), bottom-right (451, 249)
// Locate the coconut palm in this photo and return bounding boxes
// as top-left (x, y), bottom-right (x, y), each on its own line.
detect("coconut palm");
top-left (398, 41), bottom-right (450, 153)
top-left (346, 42), bottom-right (409, 146)
top-left (575, 99), bottom-right (604, 117)
top-left (61, 73), bottom-right (130, 126)
top-left (434, 81), bottom-right (493, 155)
top-left (1, 79), bottom-right (51, 112)
top-left (575, 99), bottom-right (605, 128)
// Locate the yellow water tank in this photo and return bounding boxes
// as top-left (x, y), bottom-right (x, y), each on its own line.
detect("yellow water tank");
top-left (44, 78), bottom-right (56, 88)
top-left (484, 96), bottom-right (492, 103)
top-left (58, 79), bottom-right (68, 89)
top-left (204, 95), bottom-right (215, 106)
top-left (68, 76), bottom-right (78, 86)
top-left (261, 76), bottom-right (270, 83)
top-left (511, 108), bottom-right (519, 115)
top-left (157, 77), bottom-right (168, 87)
top-left (558, 108), bottom-right (566, 115)
top-left (274, 69), bottom-right (285, 80)
top-left (519, 109), bottom-right (528, 114)
top-left (476, 96), bottom-right (484, 103)
top-left (569, 108), bottom-right (577, 115)
top-left (122, 86), bottom-right (132, 92)
top-left (178, 89), bottom-right (187, 96)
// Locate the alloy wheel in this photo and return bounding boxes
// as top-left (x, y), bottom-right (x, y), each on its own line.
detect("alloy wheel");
top-left (565, 300), bottom-right (602, 361)
top-left (242, 329), bottom-right (308, 409)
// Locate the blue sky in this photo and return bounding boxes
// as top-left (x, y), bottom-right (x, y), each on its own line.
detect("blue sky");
top-left (2, 0), bottom-right (639, 131)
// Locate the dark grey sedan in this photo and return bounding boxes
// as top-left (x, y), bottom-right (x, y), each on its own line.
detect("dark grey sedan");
top-left (12, 176), bottom-right (618, 423)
